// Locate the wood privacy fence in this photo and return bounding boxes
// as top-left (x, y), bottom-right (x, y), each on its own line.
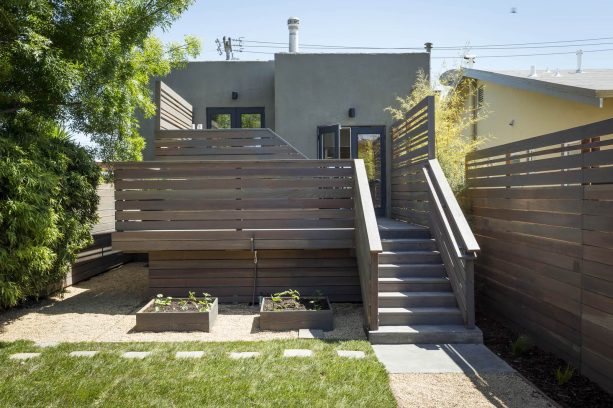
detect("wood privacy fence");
top-left (67, 184), bottom-right (130, 287)
top-left (465, 118), bottom-right (613, 393)
top-left (155, 81), bottom-right (193, 130)
top-left (112, 159), bottom-right (365, 302)
top-left (390, 95), bottom-right (480, 328)
top-left (155, 129), bottom-right (306, 161)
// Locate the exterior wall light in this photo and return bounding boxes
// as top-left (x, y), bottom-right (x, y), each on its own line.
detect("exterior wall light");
top-left (348, 108), bottom-right (356, 118)
top-left (232, 91), bottom-right (239, 100)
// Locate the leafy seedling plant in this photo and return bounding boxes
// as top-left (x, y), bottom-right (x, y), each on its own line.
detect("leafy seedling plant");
top-left (270, 289), bottom-right (301, 310)
top-left (511, 334), bottom-right (533, 357)
top-left (555, 365), bottom-right (575, 385)
top-left (189, 291), bottom-right (214, 312)
top-left (154, 294), bottom-right (172, 312)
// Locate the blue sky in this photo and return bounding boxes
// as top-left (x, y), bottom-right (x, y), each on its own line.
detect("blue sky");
top-left (157, 0), bottom-right (613, 78)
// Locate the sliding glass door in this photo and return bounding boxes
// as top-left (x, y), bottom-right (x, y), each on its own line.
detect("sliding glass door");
top-left (206, 107), bottom-right (265, 129)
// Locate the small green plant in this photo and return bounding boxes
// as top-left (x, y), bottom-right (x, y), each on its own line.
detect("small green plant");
top-left (188, 291), bottom-right (214, 312)
top-left (511, 334), bottom-right (533, 357)
top-left (154, 294), bottom-right (172, 312)
top-left (555, 365), bottom-right (575, 385)
top-left (178, 299), bottom-right (189, 311)
top-left (271, 289), bottom-right (300, 304)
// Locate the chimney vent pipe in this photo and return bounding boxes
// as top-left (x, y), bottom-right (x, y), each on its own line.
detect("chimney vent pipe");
top-left (287, 17), bottom-right (300, 53)
top-left (576, 49), bottom-right (584, 73)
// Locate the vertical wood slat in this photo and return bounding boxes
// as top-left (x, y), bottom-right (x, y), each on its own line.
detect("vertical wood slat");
top-left (465, 118), bottom-right (613, 393)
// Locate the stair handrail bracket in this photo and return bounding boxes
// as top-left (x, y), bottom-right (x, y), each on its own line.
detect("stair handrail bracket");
top-left (353, 159), bottom-right (382, 331)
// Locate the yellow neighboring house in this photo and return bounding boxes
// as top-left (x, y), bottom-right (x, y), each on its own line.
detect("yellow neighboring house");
top-left (443, 68), bottom-right (613, 148)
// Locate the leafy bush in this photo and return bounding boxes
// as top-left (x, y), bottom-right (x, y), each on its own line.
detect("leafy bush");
top-left (386, 69), bottom-right (486, 194)
top-left (0, 125), bottom-right (100, 308)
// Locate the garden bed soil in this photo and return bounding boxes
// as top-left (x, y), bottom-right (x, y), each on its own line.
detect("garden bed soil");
top-left (477, 311), bottom-right (613, 408)
top-left (259, 297), bottom-right (333, 331)
top-left (135, 297), bottom-right (218, 332)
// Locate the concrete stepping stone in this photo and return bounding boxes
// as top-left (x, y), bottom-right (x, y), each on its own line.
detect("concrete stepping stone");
top-left (122, 351), bottom-right (151, 359)
top-left (229, 352), bottom-right (260, 359)
top-left (69, 351), bottom-right (98, 358)
top-left (283, 349), bottom-right (313, 358)
top-left (176, 351), bottom-right (205, 359)
top-left (36, 341), bottom-right (59, 348)
top-left (298, 329), bottom-right (324, 339)
top-left (9, 353), bottom-right (41, 360)
top-left (336, 350), bottom-right (365, 359)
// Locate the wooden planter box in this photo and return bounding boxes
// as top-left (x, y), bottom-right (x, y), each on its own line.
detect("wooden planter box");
top-left (259, 297), bottom-right (333, 331)
top-left (135, 298), bottom-right (218, 332)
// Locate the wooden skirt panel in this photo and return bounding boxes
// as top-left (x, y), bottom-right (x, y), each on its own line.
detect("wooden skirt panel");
top-left (147, 249), bottom-right (361, 302)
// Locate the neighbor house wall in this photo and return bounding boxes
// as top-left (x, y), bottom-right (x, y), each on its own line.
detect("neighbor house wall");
top-left (139, 61), bottom-right (275, 160)
top-left (470, 80), bottom-right (613, 148)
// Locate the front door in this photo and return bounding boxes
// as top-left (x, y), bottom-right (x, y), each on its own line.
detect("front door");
top-left (351, 126), bottom-right (386, 216)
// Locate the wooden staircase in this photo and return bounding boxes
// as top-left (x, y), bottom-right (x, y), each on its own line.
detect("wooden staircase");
top-left (369, 219), bottom-right (483, 344)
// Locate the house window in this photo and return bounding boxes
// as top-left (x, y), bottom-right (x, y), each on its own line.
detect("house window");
top-left (206, 107), bottom-right (265, 129)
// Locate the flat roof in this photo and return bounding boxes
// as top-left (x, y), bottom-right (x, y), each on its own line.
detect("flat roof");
top-left (445, 68), bottom-right (613, 107)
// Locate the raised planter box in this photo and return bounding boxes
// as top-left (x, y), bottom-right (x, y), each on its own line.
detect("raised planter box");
top-left (135, 297), bottom-right (218, 332)
top-left (259, 297), bottom-right (333, 331)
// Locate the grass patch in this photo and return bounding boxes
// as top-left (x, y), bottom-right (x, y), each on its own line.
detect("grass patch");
top-left (0, 339), bottom-right (395, 407)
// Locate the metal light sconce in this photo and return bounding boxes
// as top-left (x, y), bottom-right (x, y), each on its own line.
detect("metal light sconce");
top-left (232, 91), bottom-right (239, 100)
top-left (348, 108), bottom-right (356, 118)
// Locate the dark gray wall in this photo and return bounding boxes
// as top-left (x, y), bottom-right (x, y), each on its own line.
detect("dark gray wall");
top-left (140, 61), bottom-right (275, 160)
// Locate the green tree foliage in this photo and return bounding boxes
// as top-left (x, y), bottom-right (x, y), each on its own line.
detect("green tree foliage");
top-left (386, 69), bottom-right (486, 194)
top-left (0, 0), bottom-right (200, 307)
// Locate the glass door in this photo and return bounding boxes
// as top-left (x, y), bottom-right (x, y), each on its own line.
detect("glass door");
top-left (317, 124), bottom-right (340, 159)
top-left (351, 126), bottom-right (386, 216)
top-left (206, 107), bottom-right (265, 129)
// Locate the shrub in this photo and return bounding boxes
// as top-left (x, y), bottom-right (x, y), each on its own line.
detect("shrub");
top-left (386, 69), bottom-right (487, 194)
top-left (0, 126), bottom-right (100, 308)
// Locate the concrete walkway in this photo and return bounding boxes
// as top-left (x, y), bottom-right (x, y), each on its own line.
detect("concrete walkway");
top-left (374, 344), bottom-right (557, 408)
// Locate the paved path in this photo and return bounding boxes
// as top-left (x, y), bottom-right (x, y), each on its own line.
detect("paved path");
top-left (374, 344), bottom-right (557, 408)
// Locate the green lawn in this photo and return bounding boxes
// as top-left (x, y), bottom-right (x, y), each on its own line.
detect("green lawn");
top-left (0, 339), bottom-right (396, 407)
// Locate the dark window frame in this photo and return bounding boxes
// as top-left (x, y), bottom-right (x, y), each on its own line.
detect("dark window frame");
top-left (206, 107), bottom-right (265, 129)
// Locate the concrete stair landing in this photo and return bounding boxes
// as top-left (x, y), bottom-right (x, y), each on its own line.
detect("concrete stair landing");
top-left (370, 218), bottom-right (482, 344)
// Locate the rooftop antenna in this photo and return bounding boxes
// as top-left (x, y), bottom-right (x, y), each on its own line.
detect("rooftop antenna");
top-left (464, 53), bottom-right (476, 68)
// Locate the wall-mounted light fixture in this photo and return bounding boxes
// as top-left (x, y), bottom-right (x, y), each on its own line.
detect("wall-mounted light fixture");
top-left (348, 108), bottom-right (356, 118)
top-left (232, 91), bottom-right (239, 100)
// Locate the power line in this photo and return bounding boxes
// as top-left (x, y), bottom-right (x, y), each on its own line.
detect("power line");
top-left (240, 35), bottom-right (613, 51)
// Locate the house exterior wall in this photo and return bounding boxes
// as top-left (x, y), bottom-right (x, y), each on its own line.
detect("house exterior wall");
top-left (470, 80), bottom-right (613, 148)
top-left (273, 53), bottom-right (430, 159)
top-left (140, 61), bottom-right (275, 160)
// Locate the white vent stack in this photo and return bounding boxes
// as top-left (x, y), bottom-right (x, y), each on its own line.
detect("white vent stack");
top-left (288, 17), bottom-right (300, 53)
top-left (528, 65), bottom-right (537, 77)
top-left (576, 49), bottom-right (584, 73)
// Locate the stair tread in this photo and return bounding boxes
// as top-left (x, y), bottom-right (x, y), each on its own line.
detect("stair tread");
top-left (370, 324), bottom-right (481, 334)
top-left (379, 276), bottom-right (449, 283)
top-left (381, 238), bottom-right (435, 242)
top-left (378, 291), bottom-right (455, 298)
top-left (379, 263), bottom-right (444, 268)
top-left (379, 307), bottom-right (462, 314)
top-left (381, 250), bottom-right (440, 255)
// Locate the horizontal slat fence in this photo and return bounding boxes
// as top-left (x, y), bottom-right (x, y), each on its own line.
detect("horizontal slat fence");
top-left (465, 118), bottom-right (613, 393)
top-left (113, 160), bottom-right (356, 251)
top-left (148, 249), bottom-right (360, 302)
top-left (156, 81), bottom-right (193, 130)
top-left (391, 95), bottom-right (435, 225)
top-left (155, 128), bottom-right (305, 160)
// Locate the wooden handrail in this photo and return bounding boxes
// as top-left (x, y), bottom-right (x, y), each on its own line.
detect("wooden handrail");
top-left (353, 159), bottom-right (382, 330)
top-left (426, 159), bottom-right (480, 255)
top-left (423, 158), bottom-right (479, 327)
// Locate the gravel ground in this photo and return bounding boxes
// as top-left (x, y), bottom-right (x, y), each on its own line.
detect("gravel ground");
top-left (389, 373), bottom-right (557, 408)
top-left (0, 263), bottom-right (366, 343)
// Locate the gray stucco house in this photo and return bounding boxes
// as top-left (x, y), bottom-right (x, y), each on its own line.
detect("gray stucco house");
top-left (139, 52), bottom-right (430, 215)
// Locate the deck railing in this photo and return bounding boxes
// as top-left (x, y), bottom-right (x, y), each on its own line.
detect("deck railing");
top-left (155, 81), bottom-right (193, 131)
top-left (354, 159), bottom-right (382, 330)
top-left (391, 95), bottom-right (480, 327)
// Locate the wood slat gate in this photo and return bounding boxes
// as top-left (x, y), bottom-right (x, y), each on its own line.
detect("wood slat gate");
top-left (465, 118), bottom-right (613, 393)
